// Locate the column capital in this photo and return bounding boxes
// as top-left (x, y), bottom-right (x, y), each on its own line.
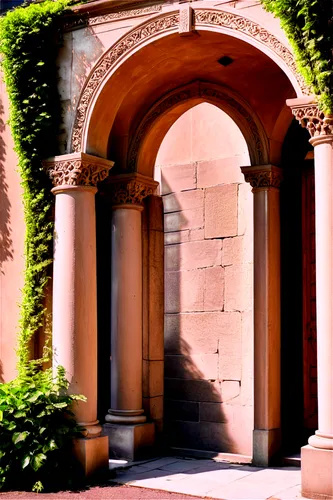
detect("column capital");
top-left (241, 165), bottom-right (283, 190)
top-left (43, 152), bottom-right (114, 188)
top-left (108, 173), bottom-right (158, 207)
top-left (286, 97), bottom-right (333, 138)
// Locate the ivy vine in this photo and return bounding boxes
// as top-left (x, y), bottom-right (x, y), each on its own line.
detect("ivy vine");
top-left (261, 0), bottom-right (333, 114)
top-left (0, 1), bottom-right (86, 492)
top-left (0, 0), bottom-right (70, 374)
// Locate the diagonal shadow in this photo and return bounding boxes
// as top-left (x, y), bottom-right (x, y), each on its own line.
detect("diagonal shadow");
top-left (0, 94), bottom-right (13, 275)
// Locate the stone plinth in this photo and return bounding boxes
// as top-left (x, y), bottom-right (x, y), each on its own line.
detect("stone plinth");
top-left (103, 423), bottom-right (155, 461)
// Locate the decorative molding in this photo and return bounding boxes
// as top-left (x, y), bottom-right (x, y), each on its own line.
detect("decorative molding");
top-left (43, 153), bottom-right (114, 187)
top-left (71, 12), bottom-right (179, 153)
top-left (64, 5), bottom-right (162, 31)
top-left (179, 4), bottom-right (193, 36)
top-left (290, 104), bottom-right (333, 138)
top-left (241, 165), bottom-right (283, 189)
top-left (128, 81), bottom-right (268, 170)
top-left (108, 174), bottom-right (158, 206)
top-left (71, 8), bottom-right (307, 153)
top-left (194, 9), bottom-right (309, 96)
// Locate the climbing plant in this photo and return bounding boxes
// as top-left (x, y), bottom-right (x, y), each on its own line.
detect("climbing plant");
top-left (0, 1), bottom-right (86, 492)
top-left (261, 0), bottom-right (333, 113)
top-left (0, 0), bottom-right (70, 372)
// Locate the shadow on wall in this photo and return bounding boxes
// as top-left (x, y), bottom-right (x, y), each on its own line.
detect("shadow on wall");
top-left (161, 176), bottom-right (236, 456)
top-left (95, 191), bottom-right (112, 419)
top-left (0, 95), bottom-right (13, 274)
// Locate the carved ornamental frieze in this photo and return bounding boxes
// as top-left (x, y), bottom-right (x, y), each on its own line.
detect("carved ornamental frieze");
top-left (108, 174), bottom-right (158, 206)
top-left (71, 7), bottom-right (308, 153)
top-left (241, 165), bottom-right (283, 189)
top-left (290, 104), bottom-right (333, 138)
top-left (43, 153), bottom-right (114, 188)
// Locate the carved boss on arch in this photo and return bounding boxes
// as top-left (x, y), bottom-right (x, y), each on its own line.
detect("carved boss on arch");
top-left (43, 153), bottom-right (114, 187)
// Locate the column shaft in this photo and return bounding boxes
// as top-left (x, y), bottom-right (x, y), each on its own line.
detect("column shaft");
top-left (53, 186), bottom-right (99, 429)
top-left (311, 138), bottom-right (333, 440)
top-left (44, 152), bottom-right (114, 476)
top-left (242, 165), bottom-right (283, 467)
top-left (109, 206), bottom-right (145, 418)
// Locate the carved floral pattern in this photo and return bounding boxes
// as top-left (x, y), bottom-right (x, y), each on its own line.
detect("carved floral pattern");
top-left (128, 82), bottom-right (267, 170)
top-left (44, 157), bottom-right (113, 187)
top-left (242, 166), bottom-right (283, 189)
top-left (110, 179), bottom-right (156, 206)
top-left (291, 105), bottom-right (333, 137)
top-left (179, 5), bottom-right (193, 35)
top-left (71, 8), bottom-right (307, 153)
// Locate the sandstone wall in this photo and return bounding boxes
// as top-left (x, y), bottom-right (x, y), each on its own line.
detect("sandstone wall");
top-left (0, 78), bottom-right (25, 382)
top-left (156, 102), bottom-right (254, 455)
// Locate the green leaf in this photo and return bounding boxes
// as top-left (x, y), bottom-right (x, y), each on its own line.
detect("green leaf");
top-left (22, 455), bottom-right (30, 469)
top-left (13, 431), bottom-right (29, 445)
top-left (31, 453), bottom-right (46, 471)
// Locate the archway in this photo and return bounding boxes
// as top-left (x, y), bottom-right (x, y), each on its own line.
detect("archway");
top-left (78, 5), bottom-right (306, 464)
top-left (157, 102), bottom-right (253, 455)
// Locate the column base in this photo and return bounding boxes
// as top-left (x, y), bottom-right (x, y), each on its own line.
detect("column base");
top-left (301, 445), bottom-right (333, 499)
top-left (72, 436), bottom-right (109, 477)
top-left (103, 422), bottom-right (155, 461)
top-left (252, 428), bottom-right (281, 467)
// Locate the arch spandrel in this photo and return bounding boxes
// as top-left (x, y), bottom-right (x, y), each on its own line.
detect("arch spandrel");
top-left (70, 5), bottom-right (309, 162)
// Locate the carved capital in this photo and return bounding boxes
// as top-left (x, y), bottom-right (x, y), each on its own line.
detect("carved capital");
top-left (241, 165), bottom-right (283, 189)
top-left (108, 173), bottom-right (158, 206)
top-left (43, 153), bottom-right (114, 188)
top-left (287, 99), bottom-right (333, 138)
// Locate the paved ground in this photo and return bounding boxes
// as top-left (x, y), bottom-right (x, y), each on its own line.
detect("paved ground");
top-left (0, 456), bottom-right (312, 499)
top-left (110, 457), bottom-right (305, 500)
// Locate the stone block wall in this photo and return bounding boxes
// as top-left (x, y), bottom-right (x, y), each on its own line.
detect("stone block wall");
top-left (155, 103), bottom-right (254, 455)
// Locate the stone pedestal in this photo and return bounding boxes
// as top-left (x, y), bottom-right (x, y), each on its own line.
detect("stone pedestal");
top-left (44, 153), bottom-right (113, 476)
top-left (104, 174), bottom-right (158, 459)
top-left (242, 165), bottom-right (283, 467)
top-left (103, 422), bottom-right (155, 461)
top-left (289, 101), bottom-right (333, 499)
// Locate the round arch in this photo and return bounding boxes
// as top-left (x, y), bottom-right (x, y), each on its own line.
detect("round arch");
top-left (70, 5), bottom-right (309, 157)
top-left (128, 81), bottom-right (268, 177)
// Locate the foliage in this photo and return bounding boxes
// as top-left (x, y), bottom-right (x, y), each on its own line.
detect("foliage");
top-left (0, 1), bottom-right (86, 492)
top-left (261, 0), bottom-right (333, 114)
top-left (0, 0), bottom-right (70, 374)
top-left (0, 365), bottom-right (85, 492)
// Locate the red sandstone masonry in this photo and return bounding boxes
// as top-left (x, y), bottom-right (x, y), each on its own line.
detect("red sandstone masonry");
top-left (165, 239), bottom-right (222, 271)
top-left (204, 184), bottom-right (238, 239)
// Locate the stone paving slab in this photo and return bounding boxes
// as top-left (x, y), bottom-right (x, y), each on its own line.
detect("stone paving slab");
top-left (110, 456), bottom-right (315, 500)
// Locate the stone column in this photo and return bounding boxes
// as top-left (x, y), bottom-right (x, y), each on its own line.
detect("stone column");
top-left (289, 100), bottom-right (333, 499)
top-left (103, 173), bottom-right (158, 460)
top-left (241, 165), bottom-right (283, 467)
top-left (43, 152), bottom-right (114, 476)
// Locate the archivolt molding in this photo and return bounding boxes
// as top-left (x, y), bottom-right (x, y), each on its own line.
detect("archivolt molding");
top-left (194, 9), bottom-right (308, 96)
top-left (43, 153), bottom-right (114, 187)
top-left (128, 81), bottom-right (269, 169)
top-left (70, 7), bottom-right (308, 154)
